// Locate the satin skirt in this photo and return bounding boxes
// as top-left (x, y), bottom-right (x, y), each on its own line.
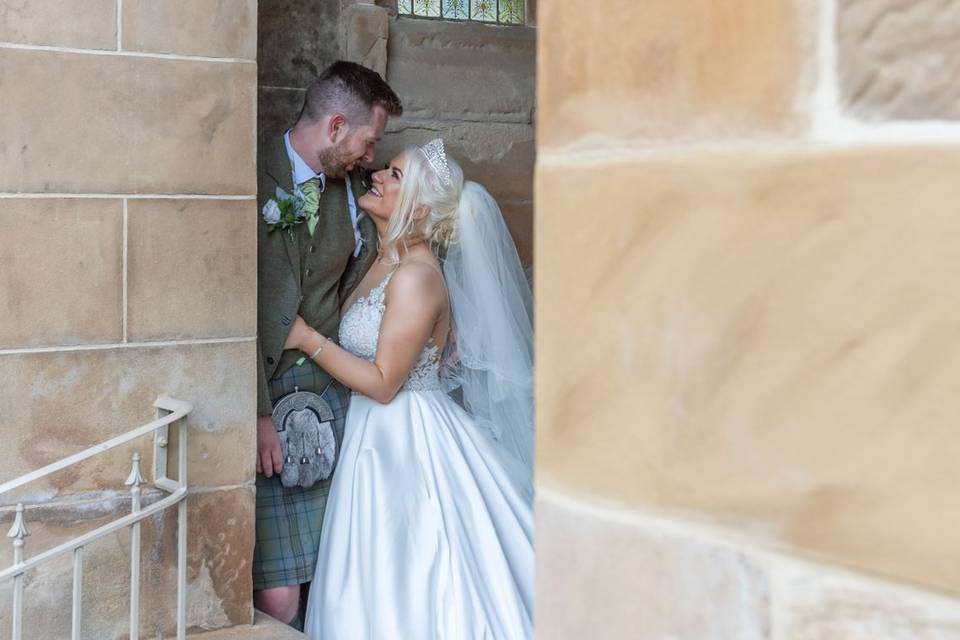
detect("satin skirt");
top-left (303, 389), bottom-right (533, 640)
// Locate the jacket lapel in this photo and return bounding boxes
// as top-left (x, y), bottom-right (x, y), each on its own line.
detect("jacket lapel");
top-left (265, 135), bottom-right (300, 289)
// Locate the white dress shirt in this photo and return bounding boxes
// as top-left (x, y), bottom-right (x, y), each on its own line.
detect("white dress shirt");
top-left (284, 130), bottom-right (363, 256)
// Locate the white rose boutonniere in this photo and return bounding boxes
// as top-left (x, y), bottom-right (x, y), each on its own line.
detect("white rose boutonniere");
top-left (261, 199), bottom-right (281, 224)
top-left (261, 186), bottom-right (306, 239)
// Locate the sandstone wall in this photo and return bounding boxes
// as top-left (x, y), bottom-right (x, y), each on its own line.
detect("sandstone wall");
top-left (0, 1), bottom-right (258, 636)
top-left (536, 0), bottom-right (960, 637)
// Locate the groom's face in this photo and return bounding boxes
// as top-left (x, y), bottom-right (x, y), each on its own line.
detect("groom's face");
top-left (324, 106), bottom-right (389, 178)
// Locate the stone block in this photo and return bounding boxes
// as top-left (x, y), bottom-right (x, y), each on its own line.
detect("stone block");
top-left (0, 341), bottom-right (256, 499)
top-left (0, 0), bottom-right (116, 49)
top-left (536, 493), bottom-right (771, 639)
top-left (772, 562), bottom-right (960, 639)
top-left (838, 0), bottom-right (960, 121)
top-left (0, 198), bottom-right (122, 348)
top-left (536, 146), bottom-right (960, 595)
top-left (386, 18), bottom-right (535, 123)
top-left (537, 0), bottom-right (808, 149)
top-left (0, 488), bottom-right (255, 637)
top-left (342, 3), bottom-right (389, 77)
top-left (257, 0), bottom-right (341, 88)
top-left (0, 50), bottom-right (256, 195)
top-left (189, 610), bottom-right (308, 639)
top-left (127, 199), bottom-right (257, 341)
top-left (122, 0), bottom-right (257, 59)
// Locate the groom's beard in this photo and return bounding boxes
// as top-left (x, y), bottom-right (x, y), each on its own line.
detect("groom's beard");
top-left (317, 142), bottom-right (354, 178)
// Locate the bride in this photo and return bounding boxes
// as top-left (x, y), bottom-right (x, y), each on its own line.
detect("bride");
top-left (284, 139), bottom-right (534, 639)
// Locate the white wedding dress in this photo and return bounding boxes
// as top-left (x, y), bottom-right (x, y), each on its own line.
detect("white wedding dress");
top-left (303, 271), bottom-right (534, 640)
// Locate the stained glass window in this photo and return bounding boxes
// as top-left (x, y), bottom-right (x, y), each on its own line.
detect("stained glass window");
top-left (400, 0), bottom-right (526, 25)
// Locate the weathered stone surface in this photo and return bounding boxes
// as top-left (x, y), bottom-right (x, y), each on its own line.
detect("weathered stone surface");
top-left (537, 0), bottom-right (807, 149)
top-left (0, 341), bottom-right (256, 498)
top-left (537, 492), bottom-right (771, 639)
top-left (773, 562), bottom-right (960, 639)
top-left (127, 199), bottom-right (257, 341)
top-left (257, 0), bottom-right (340, 88)
top-left (0, 488), bottom-right (255, 637)
top-left (0, 0), bottom-right (116, 49)
top-left (186, 610), bottom-right (307, 639)
top-left (0, 50), bottom-right (255, 195)
top-left (0, 199), bottom-right (122, 348)
top-left (387, 18), bottom-right (535, 123)
top-left (838, 0), bottom-right (960, 121)
top-left (499, 200), bottom-right (533, 267)
top-left (342, 2), bottom-right (389, 77)
top-left (258, 87), bottom-right (304, 150)
top-left (537, 146), bottom-right (960, 595)
top-left (122, 0), bottom-right (257, 59)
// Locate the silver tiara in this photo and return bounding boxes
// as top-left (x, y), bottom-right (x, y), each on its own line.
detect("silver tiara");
top-left (420, 138), bottom-right (451, 186)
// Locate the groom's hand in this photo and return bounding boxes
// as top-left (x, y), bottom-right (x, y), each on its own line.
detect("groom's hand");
top-left (256, 415), bottom-right (283, 477)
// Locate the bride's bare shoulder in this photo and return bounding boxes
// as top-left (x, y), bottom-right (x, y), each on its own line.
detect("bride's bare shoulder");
top-left (385, 255), bottom-right (445, 306)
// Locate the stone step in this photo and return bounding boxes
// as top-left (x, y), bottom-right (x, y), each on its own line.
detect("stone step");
top-left (183, 611), bottom-right (307, 640)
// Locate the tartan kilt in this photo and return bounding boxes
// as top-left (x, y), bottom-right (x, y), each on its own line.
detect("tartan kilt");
top-left (253, 360), bottom-right (350, 590)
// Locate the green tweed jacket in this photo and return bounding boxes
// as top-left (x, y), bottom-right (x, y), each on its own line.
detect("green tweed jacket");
top-left (256, 134), bottom-right (378, 415)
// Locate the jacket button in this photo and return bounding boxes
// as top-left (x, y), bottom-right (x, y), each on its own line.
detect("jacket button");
top-left (281, 316), bottom-right (291, 326)
top-left (309, 246), bottom-right (317, 253)
top-left (305, 268), bottom-right (313, 277)
top-left (267, 357), bottom-right (275, 365)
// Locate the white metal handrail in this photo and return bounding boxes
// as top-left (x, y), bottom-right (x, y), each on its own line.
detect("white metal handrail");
top-left (1, 395), bottom-right (193, 640)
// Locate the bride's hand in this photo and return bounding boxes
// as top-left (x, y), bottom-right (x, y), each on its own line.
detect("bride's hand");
top-left (283, 314), bottom-right (314, 352)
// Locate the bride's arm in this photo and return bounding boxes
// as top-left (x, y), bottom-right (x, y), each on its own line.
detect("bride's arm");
top-left (286, 263), bottom-right (444, 404)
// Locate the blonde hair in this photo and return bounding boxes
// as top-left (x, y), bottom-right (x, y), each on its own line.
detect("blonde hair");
top-left (380, 145), bottom-right (465, 264)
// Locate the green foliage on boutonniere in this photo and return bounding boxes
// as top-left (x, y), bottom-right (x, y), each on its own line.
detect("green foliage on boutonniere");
top-left (262, 186), bottom-right (306, 239)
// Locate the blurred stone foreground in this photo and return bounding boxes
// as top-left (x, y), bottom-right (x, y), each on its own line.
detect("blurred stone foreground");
top-left (536, 0), bottom-right (960, 638)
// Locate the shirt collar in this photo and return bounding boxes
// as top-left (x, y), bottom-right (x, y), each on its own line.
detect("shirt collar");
top-left (283, 130), bottom-right (326, 191)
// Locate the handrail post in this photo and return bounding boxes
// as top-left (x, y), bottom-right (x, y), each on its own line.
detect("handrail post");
top-left (176, 421), bottom-right (188, 640)
top-left (126, 453), bottom-right (146, 640)
top-left (71, 547), bottom-right (83, 640)
top-left (7, 503), bottom-right (30, 640)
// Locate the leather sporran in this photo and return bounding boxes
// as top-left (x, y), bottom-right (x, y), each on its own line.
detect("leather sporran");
top-left (271, 389), bottom-right (338, 488)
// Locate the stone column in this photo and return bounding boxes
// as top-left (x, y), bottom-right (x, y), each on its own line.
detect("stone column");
top-left (0, 0), bottom-right (258, 636)
top-left (536, 0), bottom-right (960, 638)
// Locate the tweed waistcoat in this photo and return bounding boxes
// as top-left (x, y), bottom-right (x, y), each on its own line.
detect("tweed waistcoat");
top-left (275, 175), bottom-right (355, 374)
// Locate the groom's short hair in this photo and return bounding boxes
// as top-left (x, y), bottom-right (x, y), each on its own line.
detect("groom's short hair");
top-left (298, 61), bottom-right (402, 125)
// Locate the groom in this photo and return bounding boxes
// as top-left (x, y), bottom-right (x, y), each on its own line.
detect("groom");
top-left (254, 60), bottom-right (402, 629)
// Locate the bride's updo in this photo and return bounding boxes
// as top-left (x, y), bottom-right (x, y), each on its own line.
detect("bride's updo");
top-left (380, 140), bottom-right (465, 263)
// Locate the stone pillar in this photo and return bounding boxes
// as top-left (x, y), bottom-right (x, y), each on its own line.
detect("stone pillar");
top-left (537, 0), bottom-right (960, 638)
top-left (342, 2), bottom-right (390, 78)
top-left (0, 0), bottom-right (258, 637)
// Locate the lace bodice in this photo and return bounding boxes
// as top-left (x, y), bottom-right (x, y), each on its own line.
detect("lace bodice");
top-left (339, 271), bottom-right (443, 393)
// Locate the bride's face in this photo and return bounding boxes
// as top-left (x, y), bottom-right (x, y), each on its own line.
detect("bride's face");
top-left (359, 152), bottom-right (406, 222)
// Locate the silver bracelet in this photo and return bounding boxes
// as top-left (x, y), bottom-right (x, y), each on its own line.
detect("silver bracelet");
top-left (308, 337), bottom-right (329, 360)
